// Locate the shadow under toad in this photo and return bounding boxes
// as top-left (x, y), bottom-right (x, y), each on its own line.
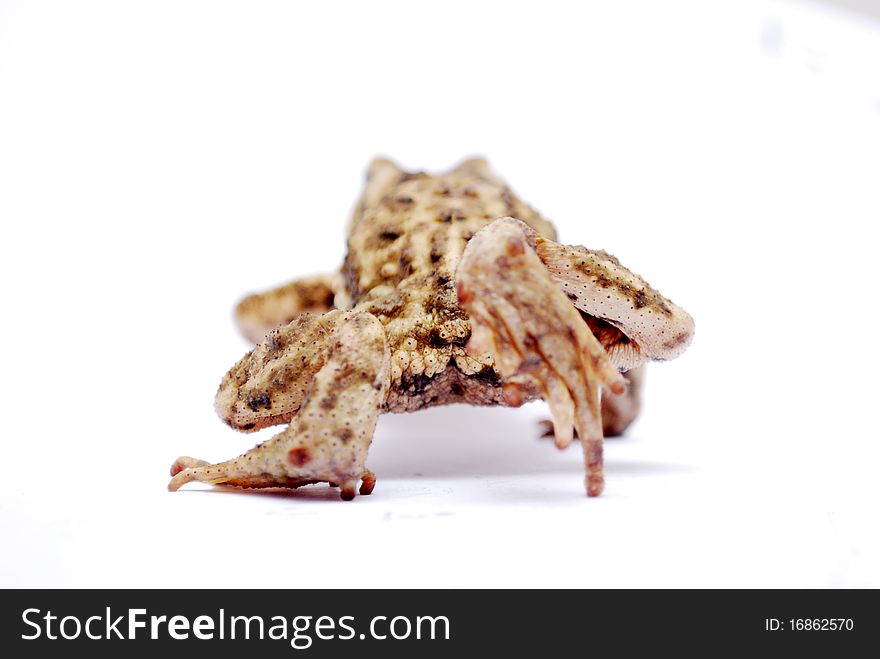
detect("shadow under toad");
top-left (172, 403), bottom-right (689, 501)
top-left (369, 404), bottom-right (690, 478)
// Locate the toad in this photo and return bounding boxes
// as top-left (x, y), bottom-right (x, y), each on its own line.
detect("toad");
top-left (169, 157), bottom-right (694, 499)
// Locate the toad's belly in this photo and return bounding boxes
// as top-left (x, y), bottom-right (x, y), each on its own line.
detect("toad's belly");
top-left (382, 360), bottom-right (543, 413)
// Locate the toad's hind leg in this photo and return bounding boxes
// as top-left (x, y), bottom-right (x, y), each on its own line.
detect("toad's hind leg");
top-left (598, 365), bottom-right (643, 436)
top-left (235, 273), bottom-right (342, 343)
top-left (169, 311), bottom-right (390, 500)
top-left (456, 217), bottom-right (625, 497)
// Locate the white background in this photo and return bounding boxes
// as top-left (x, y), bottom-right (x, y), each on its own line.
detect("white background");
top-left (1, 0), bottom-right (878, 588)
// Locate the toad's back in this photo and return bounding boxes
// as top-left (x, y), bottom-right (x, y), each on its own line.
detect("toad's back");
top-left (340, 159), bottom-right (556, 408)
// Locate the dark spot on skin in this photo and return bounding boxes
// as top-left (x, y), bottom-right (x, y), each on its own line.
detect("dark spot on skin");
top-left (339, 428), bottom-right (353, 444)
top-left (437, 273), bottom-right (451, 286)
top-left (596, 273), bottom-right (613, 288)
top-left (378, 230), bottom-right (400, 242)
top-left (400, 372), bottom-right (437, 395)
top-left (469, 367), bottom-right (501, 387)
top-left (267, 334), bottom-right (281, 351)
top-left (450, 382), bottom-right (465, 396)
top-left (246, 393), bottom-right (272, 411)
top-left (428, 324), bottom-right (471, 347)
top-left (320, 396), bottom-right (336, 410)
top-left (430, 229), bottom-right (447, 265)
top-left (242, 423), bottom-right (256, 430)
top-left (399, 171), bottom-right (426, 183)
top-left (662, 332), bottom-right (690, 350)
top-left (288, 447), bottom-right (311, 466)
top-left (397, 250), bottom-right (414, 280)
top-left (566, 292), bottom-right (578, 302)
top-left (383, 194), bottom-right (416, 211)
top-left (505, 237), bottom-right (525, 257)
top-left (364, 291), bottom-right (406, 317)
top-left (434, 185), bottom-right (451, 197)
top-left (633, 289), bottom-right (649, 309)
top-left (437, 209), bottom-right (465, 223)
top-left (342, 251), bottom-right (362, 302)
top-left (428, 330), bottom-right (447, 348)
top-left (332, 363), bottom-right (359, 386)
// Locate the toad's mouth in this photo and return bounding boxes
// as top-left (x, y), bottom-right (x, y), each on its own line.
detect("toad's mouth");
top-left (579, 312), bottom-right (643, 372)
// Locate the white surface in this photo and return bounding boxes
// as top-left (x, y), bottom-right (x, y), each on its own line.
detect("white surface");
top-left (1, 0), bottom-right (878, 588)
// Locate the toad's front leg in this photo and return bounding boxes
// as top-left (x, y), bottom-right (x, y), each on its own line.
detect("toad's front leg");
top-left (457, 220), bottom-right (624, 497)
top-left (169, 310), bottom-right (390, 500)
top-left (540, 366), bottom-right (645, 440)
top-left (456, 217), bottom-right (693, 497)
